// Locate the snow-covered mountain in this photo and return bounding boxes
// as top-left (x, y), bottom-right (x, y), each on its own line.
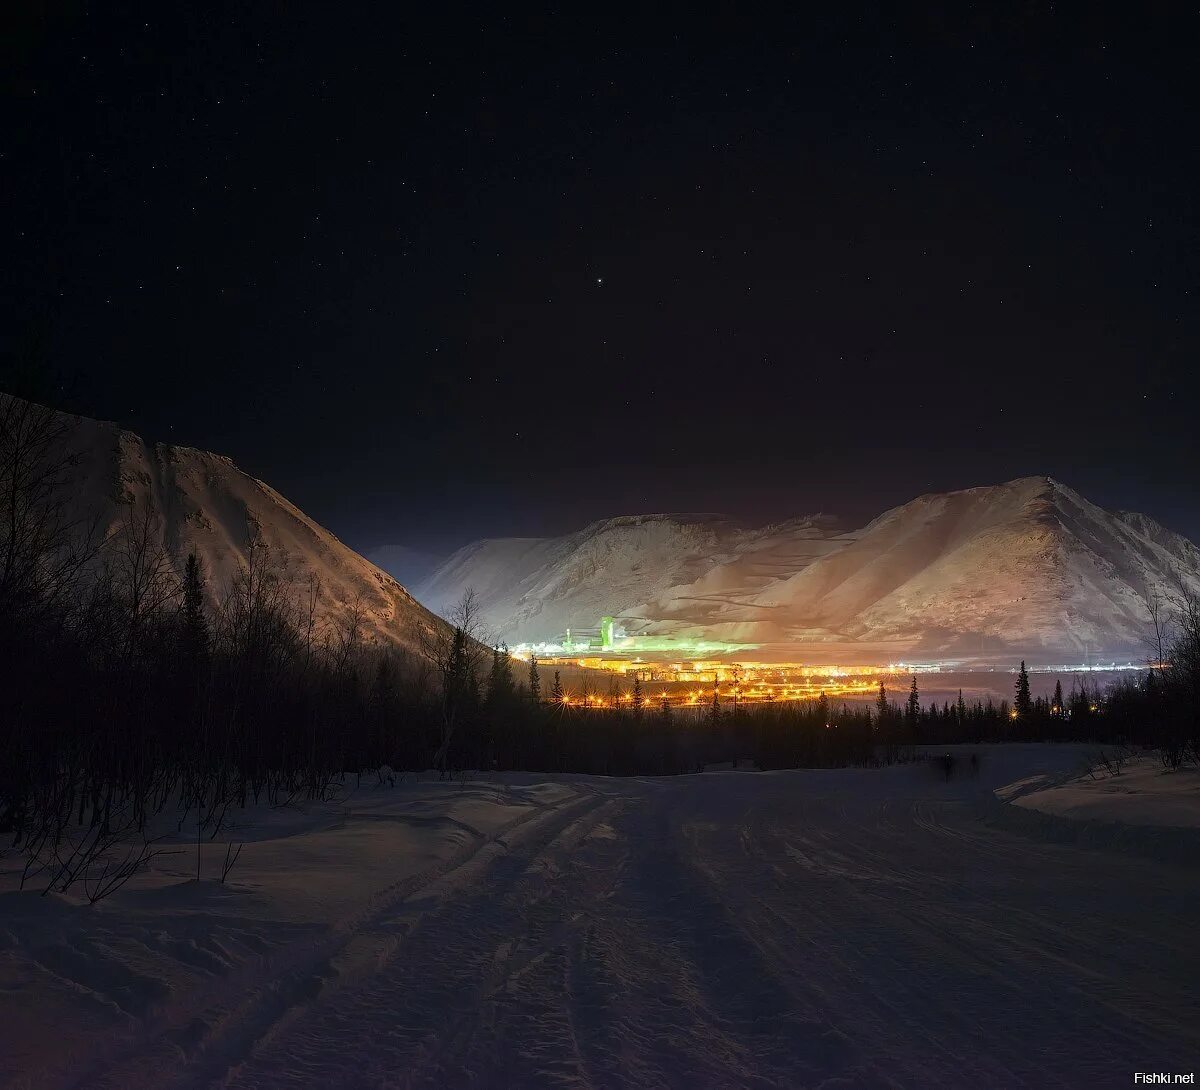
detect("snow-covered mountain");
top-left (7, 394), bottom-right (444, 651)
top-left (416, 478), bottom-right (1200, 661)
top-left (416, 513), bottom-right (770, 643)
top-left (23, 390), bottom-right (1195, 663)
top-left (416, 511), bottom-right (854, 646)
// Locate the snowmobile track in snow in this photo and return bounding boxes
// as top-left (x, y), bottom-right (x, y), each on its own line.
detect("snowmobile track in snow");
top-left (64, 761), bottom-right (1200, 1089)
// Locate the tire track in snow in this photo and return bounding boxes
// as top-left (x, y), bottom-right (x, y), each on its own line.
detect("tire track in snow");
top-left (64, 764), bottom-right (1200, 1089)
top-left (215, 792), bottom-right (627, 1089)
top-left (69, 785), bottom-right (600, 1090)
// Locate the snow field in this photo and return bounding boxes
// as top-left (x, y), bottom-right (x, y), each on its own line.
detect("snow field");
top-left (1, 748), bottom-right (1197, 1088)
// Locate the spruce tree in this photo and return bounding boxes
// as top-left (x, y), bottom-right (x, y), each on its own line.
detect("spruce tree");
top-left (528, 654), bottom-right (541, 704)
top-left (181, 552), bottom-right (209, 665)
top-left (906, 675), bottom-right (920, 727)
top-left (631, 673), bottom-right (644, 717)
top-left (486, 646), bottom-right (514, 708)
top-left (442, 628), bottom-right (474, 728)
top-left (956, 688), bottom-right (967, 724)
top-left (551, 670), bottom-right (564, 703)
top-left (876, 680), bottom-right (888, 722)
top-left (1015, 660), bottom-right (1032, 717)
top-left (1052, 678), bottom-right (1064, 715)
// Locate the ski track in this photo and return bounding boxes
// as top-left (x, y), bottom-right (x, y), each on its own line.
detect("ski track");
top-left (71, 770), bottom-right (1199, 1089)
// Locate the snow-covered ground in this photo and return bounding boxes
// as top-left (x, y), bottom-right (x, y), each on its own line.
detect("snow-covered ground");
top-left (2, 747), bottom-right (1198, 1088)
top-left (1001, 752), bottom-right (1200, 828)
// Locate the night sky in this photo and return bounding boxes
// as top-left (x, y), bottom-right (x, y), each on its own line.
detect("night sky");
top-left (5, 5), bottom-right (1198, 555)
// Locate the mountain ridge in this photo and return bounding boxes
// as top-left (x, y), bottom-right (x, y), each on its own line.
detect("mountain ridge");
top-left (3, 392), bottom-right (444, 653)
top-left (15, 393), bottom-right (1196, 663)
top-left (416, 475), bottom-right (1200, 660)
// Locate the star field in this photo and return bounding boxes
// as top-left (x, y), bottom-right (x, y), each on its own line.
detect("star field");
top-left (4, 6), bottom-right (1198, 551)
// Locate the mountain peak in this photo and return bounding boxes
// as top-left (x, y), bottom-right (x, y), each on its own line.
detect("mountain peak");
top-left (4, 392), bottom-right (446, 651)
top-left (416, 476), bottom-right (1200, 659)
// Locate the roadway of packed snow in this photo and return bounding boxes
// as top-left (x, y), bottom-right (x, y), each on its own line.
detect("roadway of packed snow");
top-left (2, 745), bottom-right (1197, 1089)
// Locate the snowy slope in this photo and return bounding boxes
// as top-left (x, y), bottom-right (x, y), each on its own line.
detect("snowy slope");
top-left (626, 515), bottom-right (856, 628)
top-left (417, 477), bottom-right (1200, 659)
top-left (7, 393), bottom-right (444, 651)
top-left (416, 513), bottom-right (851, 644)
top-left (1004, 754), bottom-right (1200, 829)
top-left (741, 477), bottom-right (1200, 656)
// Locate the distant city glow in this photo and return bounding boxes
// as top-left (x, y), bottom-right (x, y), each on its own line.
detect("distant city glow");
top-left (508, 616), bottom-right (1157, 708)
top-left (509, 615), bottom-right (1157, 676)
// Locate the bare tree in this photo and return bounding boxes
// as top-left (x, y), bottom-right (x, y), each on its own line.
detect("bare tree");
top-left (331, 592), bottom-right (369, 676)
top-left (217, 519), bottom-right (307, 686)
top-left (419, 588), bottom-right (489, 778)
top-left (0, 394), bottom-right (103, 629)
top-left (1145, 589), bottom-right (1172, 669)
top-left (109, 500), bottom-right (181, 660)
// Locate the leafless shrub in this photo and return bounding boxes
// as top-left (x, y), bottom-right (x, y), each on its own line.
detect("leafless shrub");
top-left (83, 836), bottom-right (177, 905)
top-left (220, 842), bottom-right (243, 884)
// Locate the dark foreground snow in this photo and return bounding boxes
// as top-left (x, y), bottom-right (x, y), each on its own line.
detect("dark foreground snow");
top-left (2, 746), bottom-right (1197, 1089)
